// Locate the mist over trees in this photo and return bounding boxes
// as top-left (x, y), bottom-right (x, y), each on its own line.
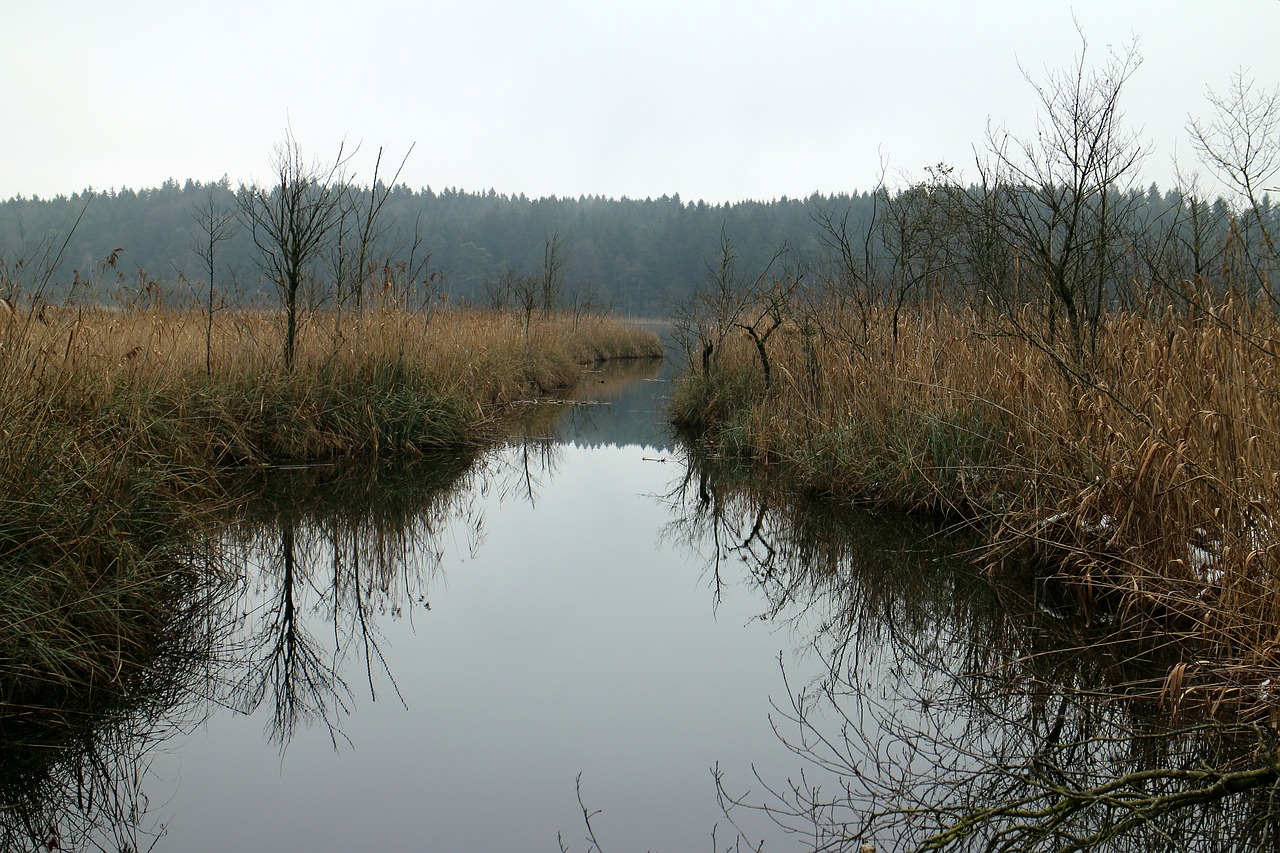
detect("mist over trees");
top-left (0, 179), bottom-right (838, 316)
top-left (0, 170), bottom-right (1272, 320)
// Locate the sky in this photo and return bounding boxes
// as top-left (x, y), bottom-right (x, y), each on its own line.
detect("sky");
top-left (3, 1), bottom-right (1279, 204)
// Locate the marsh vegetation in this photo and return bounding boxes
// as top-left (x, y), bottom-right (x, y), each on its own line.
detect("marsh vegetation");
top-left (663, 41), bottom-right (1280, 852)
top-left (5, 30), bottom-right (1280, 853)
top-left (0, 292), bottom-right (659, 830)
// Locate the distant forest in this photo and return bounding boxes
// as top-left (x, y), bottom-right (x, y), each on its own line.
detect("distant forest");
top-left (0, 178), bottom-right (1269, 317)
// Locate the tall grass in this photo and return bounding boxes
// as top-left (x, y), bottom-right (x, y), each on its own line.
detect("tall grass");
top-left (0, 302), bottom-right (660, 708)
top-left (2, 303), bottom-right (661, 463)
top-left (672, 297), bottom-right (1280, 711)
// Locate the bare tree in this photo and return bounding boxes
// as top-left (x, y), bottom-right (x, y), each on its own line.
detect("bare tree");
top-left (237, 131), bottom-right (350, 370)
top-left (969, 32), bottom-right (1146, 361)
top-left (511, 268), bottom-right (541, 350)
top-left (1188, 71), bottom-right (1280, 285)
top-left (566, 278), bottom-right (608, 331)
top-left (879, 180), bottom-right (962, 346)
top-left (481, 267), bottom-right (517, 310)
top-left (733, 263), bottom-right (798, 392)
top-left (352, 145), bottom-right (415, 315)
top-left (812, 195), bottom-right (881, 351)
top-left (673, 228), bottom-right (788, 380)
top-left (190, 184), bottom-right (236, 376)
top-left (540, 230), bottom-right (567, 315)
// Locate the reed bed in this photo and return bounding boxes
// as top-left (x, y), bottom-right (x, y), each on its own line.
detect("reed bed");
top-left (3, 303), bottom-right (660, 463)
top-left (671, 299), bottom-right (1280, 711)
top-left (0, 302), bottom-right (659, 707)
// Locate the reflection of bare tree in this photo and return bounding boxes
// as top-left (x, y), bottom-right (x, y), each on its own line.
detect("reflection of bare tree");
top-left (1, 419), bottom-right (604, 846)
top-left (668, 442), bottom-right (1280, 851)
top-left (215, 440), bottom-right (570, 752)
top-left (215, 454), bottom-right (488, 750)
top-left (662, 440), bottom-right (980, 647)
top-left (717, 648), bottom-right (1280, 851)
top-left (514, 440), bottom-right (556, 507)
top-left (234, 519), bottom-right (352, 747)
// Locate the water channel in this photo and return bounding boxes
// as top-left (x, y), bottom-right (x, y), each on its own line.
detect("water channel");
top-left (4, 354), bottom-right (1278, 851)
top-left (152, 356), bottom-right (844, 851)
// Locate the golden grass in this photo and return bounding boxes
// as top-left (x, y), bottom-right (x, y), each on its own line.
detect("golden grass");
top-left (672, 298), bottom-right (1280, 711)
top-left (0, 301), bottom-right (660, 704)
top-left (0, 303), bottom-right (662, 462)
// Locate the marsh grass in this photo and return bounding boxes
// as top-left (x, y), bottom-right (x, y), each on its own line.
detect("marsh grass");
top-left (0, 302), bottom-right (659, 712)
top-left (2, 303), bottom-right (660, 461)
top-left (0, 567), bottom-right (219, 853)
top-left (672, 298), bottom-right (1280, 712)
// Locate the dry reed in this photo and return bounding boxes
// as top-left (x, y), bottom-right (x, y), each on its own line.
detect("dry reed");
top-left (0, 301), bottom-right (659, 704)
top-left (672, 298), bottom-right (1280, 713)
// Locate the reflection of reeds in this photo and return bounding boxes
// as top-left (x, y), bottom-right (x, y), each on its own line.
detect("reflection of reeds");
top-left (0, 558), bottom-right (225, 853)
top-left (665, 440), bottom-right (986, 642)
top-left (679, 443), bottom-right (1280, 851)
top-left (0, 444), bottom-right (515, 847)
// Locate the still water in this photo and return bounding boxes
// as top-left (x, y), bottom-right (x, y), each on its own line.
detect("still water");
top-left (145, 358), bottom-right (866, 851)
top-left (10, 356), bottom-right (1265, 851)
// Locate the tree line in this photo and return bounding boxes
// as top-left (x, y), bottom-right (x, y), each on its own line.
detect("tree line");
top-left (1, 47), bottom-right (1276, 333)
top-left (3, 173), bottom-right (1267, 323)
top-left (0, 170), bottom-right (856, 317)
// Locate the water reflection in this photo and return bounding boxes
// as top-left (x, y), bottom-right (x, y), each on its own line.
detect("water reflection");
top-left (201, 374), bottom-right (660, 762)
top-left (0, 560), bottom-right (222, 852)
top-left (0, 450), bottom-right (501, 851)
top-left (558, 358), bottom-right (672, 451)
top-left (673, 446), bottom-right (1280, 851)
top-left (215, 453), bottom-right (501, 750)
top-left (663, 444), bottom-right (986, 641)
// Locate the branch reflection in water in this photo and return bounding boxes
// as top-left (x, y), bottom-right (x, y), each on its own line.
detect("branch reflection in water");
top-left (669, 444), bottom-right (1280, 851)
top-left (0, 444), bottom-right (529, 851)
top-left (212, 446), bottom-right (556, 752)
top-left (200, 359), bottom-right (664, 767)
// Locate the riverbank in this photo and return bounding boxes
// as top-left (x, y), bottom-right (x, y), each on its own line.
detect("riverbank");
top-left (670, 300), bottom-right (1280, 713)
top-left (0, 304), bottom-right (661, 710)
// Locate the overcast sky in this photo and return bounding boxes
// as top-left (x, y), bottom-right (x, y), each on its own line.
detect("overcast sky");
top-left (4, 1), bottom-right (1279, 203)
